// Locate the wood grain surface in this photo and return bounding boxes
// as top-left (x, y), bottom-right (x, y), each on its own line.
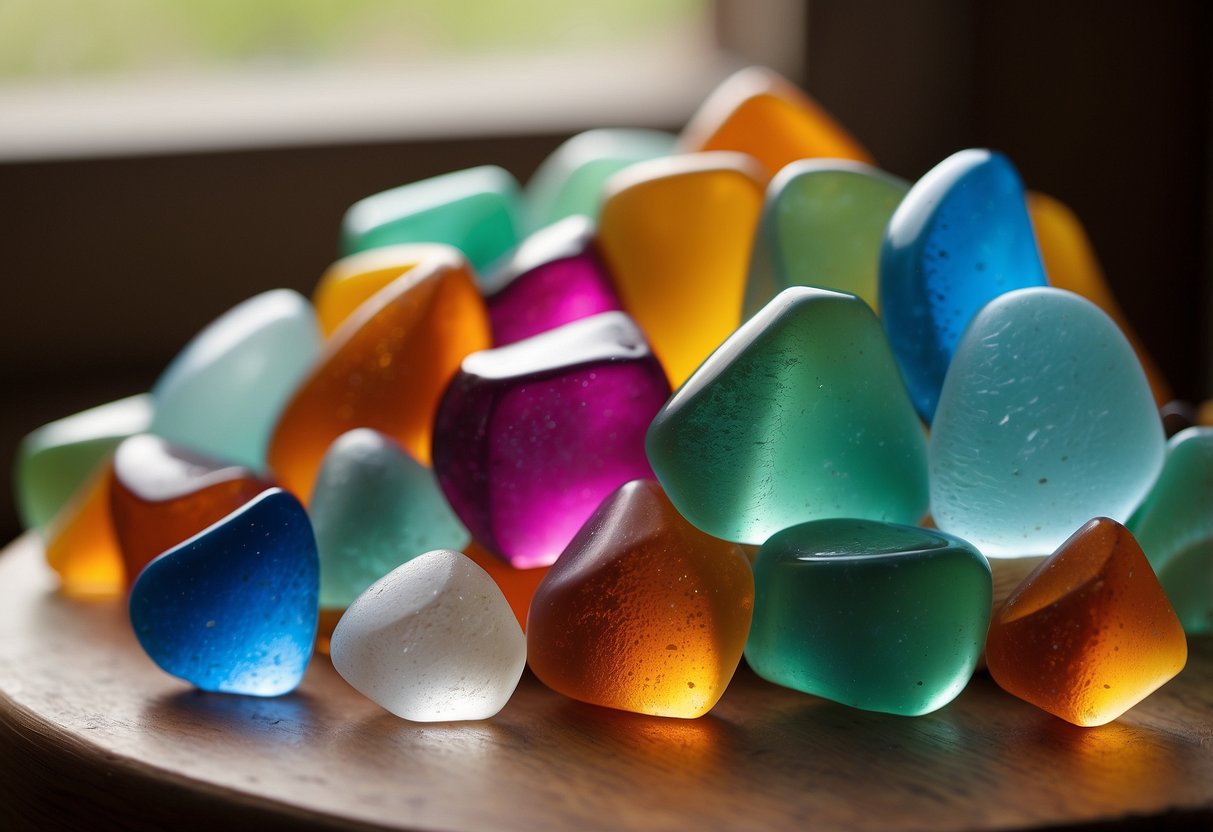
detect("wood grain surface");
top-left (1, 533), bottom-right (1211, 831)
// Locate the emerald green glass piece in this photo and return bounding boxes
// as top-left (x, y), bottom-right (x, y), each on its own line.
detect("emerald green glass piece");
top-left (341, 165), bottom-right (521, 273)
top-left (745, 518), bottom-right (992, 716)
top-left (744, 159), bottom-right (908, 318)
top-left (14, 393), bottom-right (152, 532)
top-left (523, 129), bottom-right (676, 233)
top-left (646, 287), bottom-right (928, 545)
top-left (1128, 427), bottom-right (1213, 633)
top-left (310, 429), bottom-right (469, 610)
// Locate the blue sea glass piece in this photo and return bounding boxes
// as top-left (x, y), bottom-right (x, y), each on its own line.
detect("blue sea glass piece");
top-left (930, 287), bottom-right (1165, 558)
top-left (880, 149), bottom-right (1047, 421)
top-left (129, 488), bottom-right (319, 696)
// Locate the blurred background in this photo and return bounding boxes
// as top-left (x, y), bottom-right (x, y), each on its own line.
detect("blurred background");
top-left (1, 0), bottom-right (1209, 543)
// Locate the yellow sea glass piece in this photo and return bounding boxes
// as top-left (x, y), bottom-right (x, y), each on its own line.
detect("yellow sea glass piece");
top-left (598, 153), bottom-right (765, 386)
top-left (44, 462), bottom-right (124, 598)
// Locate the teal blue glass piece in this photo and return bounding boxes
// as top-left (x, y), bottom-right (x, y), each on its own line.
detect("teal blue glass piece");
top-left (522, 129), bottom-right (676, 233)
top-left (744, 159), bottom-right (907, 318)
top-left (341, 165), bottom-right (521, 273)
top-left (1128, 427), bottom-right (1213, 633)
top-left (931, 287), bottom-right (1165, 558)
top-left (745, 518), bottom-right (991, 716)
top-left (310, 429), bottom-right (469, 609)
top-left (14, 393), bottom-right (152, 532)
top-left (151, 289), bottom-right (321, 472)
top-left (880, 149), bottom-right (1048, 422)
top-left (646, 287), bottom-right (928, 545)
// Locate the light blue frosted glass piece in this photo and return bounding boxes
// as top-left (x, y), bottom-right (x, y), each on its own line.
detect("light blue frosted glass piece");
top-left (310, 429), bottom-right (469, 609)
top-left (522, 129), bottom-right (677, 233)
top-left (880, 149), bottom-right (1048, 422)
top-left (930, 287), bottom-right (1165, 558)
top-left (150, 289), bottom-right (321, 472)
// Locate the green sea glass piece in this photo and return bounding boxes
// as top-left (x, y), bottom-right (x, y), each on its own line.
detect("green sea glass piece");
top-left (341, 166), bottom-right (521, 273)
top-left (646, 287), bottom-right (928, 545)
top-left (523, 129), bottom-right (676, 233)
top-left (744, 159), bottom-right (908, 318)
top-left (745, 518), bottom-right (991, 716)
top-left (14, 393), bottom-right (152, 532)
top-left (1128, 427), bottom-right (1213, 633)
top-left (310, 429), bottom-right (469, 610)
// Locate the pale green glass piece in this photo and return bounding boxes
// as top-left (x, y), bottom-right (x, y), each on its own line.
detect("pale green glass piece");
top-left (14, 393), bottom-right (152, 532)
top-left (341, 165), bottom-right (521, 273)
top-left (522, 129), bottom-right (676, 233)
top-left (1128, 427), bottom-right (1213, 633)
top-left (930, 287), bottom-right (1165, 558)
top-left (150, 289), bottom-right (321, 472)
top-left (744, 159), bottom-right (907, 318)
top-left (646, 287), bottom-right (929, 545)
top-left (310, 429), bottom-right (469, 610)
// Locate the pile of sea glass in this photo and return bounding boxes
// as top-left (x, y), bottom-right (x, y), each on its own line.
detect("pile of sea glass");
top-left (16, 67), bottom-right (1208, 728)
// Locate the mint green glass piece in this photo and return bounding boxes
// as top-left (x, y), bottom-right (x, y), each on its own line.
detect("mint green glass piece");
top-left (744, 159), bottom-right (907, 318)
top-left (151, 289), bottom-right (321, 472)
top-left (931, 287), bottom-right (1165, 558)
top-left (523, 129), bottom-right (676, 233)
top-left (646, 287), bottom-right (928, 545)
top-left (14, 393), bottom-right (152, 532)
top-left (310, 429), bottom-right (469, 610)
top-left (1128, 427), bottom-right (1213, 633)
top-left (341, 165), bottom-right (521, 273)
top-left (745, 518), bottom-right (991, 716)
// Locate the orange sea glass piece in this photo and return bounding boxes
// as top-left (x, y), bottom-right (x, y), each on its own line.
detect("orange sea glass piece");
top-left (985, 517), bottom-right (1187, 727)
top-left (44, 462), bottom-right (124, 598)
top-left (680, 66), bottom-right (873, 179)
top-left (110, 434), bottom-right (275, 585)
top-left (464, 540), bottom-right (549, 631)
top-left (312, 243), bottom-right (460, 337)
top-left (269, 249), bottom-right (490, 501)
top-left (527, 480), bottom-right (754, 718)
top-left (598, 153), bottom-right (765, 386)
top-left (1028, 192), bottom-right (1171, 405)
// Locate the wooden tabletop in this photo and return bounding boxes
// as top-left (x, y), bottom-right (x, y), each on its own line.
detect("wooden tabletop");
top-left (1, 533), bottom-right (1211, 832)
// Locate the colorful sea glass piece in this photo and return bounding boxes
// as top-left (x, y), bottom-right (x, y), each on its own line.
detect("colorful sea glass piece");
top-left (312, 243), bottom-right (456, 336)
top-left (269, 249), bottom-right (490, 501)
top-left (930, 287), bottom-right (1165, 558)
top-left (129, 488), bottom-right (319, 696)
top-left (646, 287), bottom-right (928, 545)
top-left (110, 434), bottom-right (275, 586)
top-left (1028, 191), bottom-right (1171, 406)
top-left (598, 152), bottom-right (765, 385)
top-left (526, 479), bottom-right (753, 718)
top-left (880, 149), bottom-right (1048, 422)
top-left (330, 549), bottom-right (526, 721)
top-left (310, 428), bottom-right (469, 610)
top-left (679, 66), bottom-right (873, 179)
top-left (483, 216), bottom-right (622, 345)
top-left (985, 517), bottom-right (1187, 726)
top-left (463, 541), bottom-right (549, 631)
top-left (151, 289), bottom-right (322, 470)
top-left (432, 311), bottom-right (670, 568)
top-left (44, 461), bottom-right (124, 597)
top-left (523, 128), bottom-right (676, 232)
top-left (744, 159), bottom-right (907, 317)
top-left (745, 518), bottom-right (991, 716)
top-left (15, 393), bottom-right (151, 533)
top-left (1128, 427), bottom-right (1213, 633)
top-left (340, 165), bottom-right (520, 272)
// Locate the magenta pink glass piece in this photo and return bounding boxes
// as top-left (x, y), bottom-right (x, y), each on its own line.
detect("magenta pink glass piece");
top-left (483, 216), bottom-right (622, 346)
top-left (432, 311), bottom-right (670, 568)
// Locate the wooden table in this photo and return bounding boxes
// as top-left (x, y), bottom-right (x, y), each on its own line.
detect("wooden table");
top-left (1, 534), bottom-right (1210, 831)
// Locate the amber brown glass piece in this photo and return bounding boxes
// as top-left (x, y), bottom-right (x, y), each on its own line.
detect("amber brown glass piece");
top-left (44, 462), bottom-right (124, 598)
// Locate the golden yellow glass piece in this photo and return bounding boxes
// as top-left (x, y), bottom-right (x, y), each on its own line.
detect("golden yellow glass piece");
top-left (598, 153), bottom-right (765, 386)
top-left (269, 249), bottom-right (490, 501)
top-left (680, 66), bottom-right (873, 179)
top-left (44, 463), bottom-right (124, 598)
top-left (312, 243), bottom-right (461, 337)
top-left (1028, 192), bottom-right (1171, 405)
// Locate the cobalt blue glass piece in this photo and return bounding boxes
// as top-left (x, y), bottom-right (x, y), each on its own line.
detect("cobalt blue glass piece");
top-left (879, 149), bottom-right (1047, 422)
top-left (129, 488), bottom-right (319, 696)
